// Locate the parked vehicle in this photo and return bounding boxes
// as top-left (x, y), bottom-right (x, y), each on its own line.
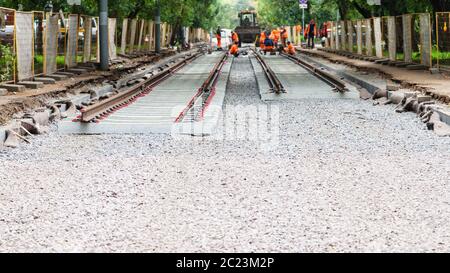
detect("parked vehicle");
top-left (0, 25), bottom-right (14, 45)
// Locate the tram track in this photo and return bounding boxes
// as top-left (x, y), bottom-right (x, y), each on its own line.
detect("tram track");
top-left (175, 53), bottom-right (228, 123)
top-left (280, 52), bottom-right (348, 93)
top-left (79, 51), bottom-right (204, 123)
top-left (251, 49), bottom-right (286, 94)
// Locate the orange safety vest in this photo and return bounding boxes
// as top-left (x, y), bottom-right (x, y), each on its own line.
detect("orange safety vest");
top-left (230, 44), bottom-right (239, 54)
top-left (281, 29), bottom-right (288, 39)
top-left (260, 32), bottom-right (266, 41)
top-left (305, 23), bottom-right (317, 37)
top-left (260, 32), bottom-right (266, 49)
top-left (285, 44), bottom-right (296, 55)
top-left (232, 32), bottom-right (239, 42)
top-left (271, 30), bottom-right (280, 42)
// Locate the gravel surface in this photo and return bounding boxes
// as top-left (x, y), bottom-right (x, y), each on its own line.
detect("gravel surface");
top-left (1, 56), bottom-right (450, 252)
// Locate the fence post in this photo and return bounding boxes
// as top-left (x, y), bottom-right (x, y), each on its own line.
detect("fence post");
top-left (356, 20), bottom-right (362, 54)
top-left (402, 14), bottom-right (412, 63)
top-left (120, 19), bottom-right (128, 55)
top-left (419, 13), bottom-right (432, 67)
top-left (365, 19), bottom-right (373, 56)
top-left (387, 16), bottom-right (396, 61)
top-left (137, 19), bottom-right (145, 50)
top-left (128, 19), bottom-right (137, 53)
top-left (373, 17), bottom-right (382, 58)
top-left (148, 20), bottom-right (154, 51)
top-left (347, 21), bottom-right (353, 52)
top-left (330, 22), bottom-right (335, 49)
top-left (155, 1), bottom-right (161, 53)
top-left (108, 18), bottom-right (117, 60)
top-left (340, 20), bottom-right (346, 51)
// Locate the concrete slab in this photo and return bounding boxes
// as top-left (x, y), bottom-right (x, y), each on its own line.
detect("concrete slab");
top-left (251, 54), bottom-right (359, 101)
top-left (66, 68), bottom-right (88, 74)
top-left (76, 65), bottom-right (95, 72)
top-left (437, 108), bottom-right (450, 126)
top-left (0, 88), bottom-right (7, 96)
top-left (394, 62), bottom-right (412, 68)
top-left (46, 74), bottom-right (68, 81)
top-left (0, 84), bottom-right (26, 92)
top-left (294, 53), bottom-right (386, 95)
top-left (18, 81), bottom-right (44, 89)
top-left (417, 95), bottom-right (432, 103)
top-left (0, 127), bottom-right (6, 148)
top-left (374, 58), bottom-right (390, 64)
top-left (34, 77), bottom-right (57, 84)
top-left (406, 64), bottom-right (427, 70)
top-left (55, 71), bottom-right (75, 77)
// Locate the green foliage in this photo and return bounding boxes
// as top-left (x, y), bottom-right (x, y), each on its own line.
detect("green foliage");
top-left (256, 0), bottom-right (447, 27)
top-left (0, 44), bottom-right (14, 82)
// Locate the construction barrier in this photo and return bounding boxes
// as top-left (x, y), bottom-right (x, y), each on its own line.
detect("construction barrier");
top-left (0, 7), bottom-right (16, 83)
top-left (325, 12), bottom-right (435, 69)
top-left (436, 12), bottom-right (450, 71)
top-left (0, 5), bottom-right (210, 85)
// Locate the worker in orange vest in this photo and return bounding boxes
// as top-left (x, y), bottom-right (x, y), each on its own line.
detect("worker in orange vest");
top-left (259, 31), bottom-right (267, 51)
top-left (215, 26), bottom-right (222, 50)
top-left (305, 19), bottom-right (317, 49)
top-left (270, 28), bottom-right (279, 47)
top-left (284, 41), bottom-right (296, 55)
top-left (263, 35), bottom-right (275, 55)
top-left (229, 41), bottom-right (239, 57)
top-left (295, 24), bottom-right (302, 45)
top-left (231, 31), bottom-right (240, 46)
top-left (280, 27), bottom-right (288, 47)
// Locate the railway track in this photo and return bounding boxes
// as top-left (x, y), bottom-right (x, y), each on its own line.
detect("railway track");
top-left (175, 53), bottom-right (228, 123)
top-left (251, 49), bottom-right (286, 94)
top-left (79, 51), bottom-right (204, 123)
top-left (280, 52), bottom-right (347, 93)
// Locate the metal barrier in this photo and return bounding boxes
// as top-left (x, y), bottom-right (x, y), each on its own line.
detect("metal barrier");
top-left (0, 7), bottom-right (16, 83)
top-left (0, 5), bottom-right (209, 85)
top-left (325, 13), bottom-right (434, 68)
top-left (436, 12), bottom-right (450, 71)
top-left (33, 11), bottom-right (44, 76)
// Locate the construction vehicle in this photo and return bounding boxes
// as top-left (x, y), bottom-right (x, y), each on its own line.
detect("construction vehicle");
top-left (235, 10), bottom-right (260, 45)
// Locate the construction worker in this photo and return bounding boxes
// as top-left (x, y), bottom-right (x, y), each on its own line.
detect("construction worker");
top-left (295, 24), bottom-right (302, 45)
top-left (280, 27), bottom-right (288, 47)
top-left (216, 26), bottom-right (222, 50)
top-left (229, 41), bottom-right (239, 57)
top-left (271, 28), bottom-right (280, 47)
top-left (263, 35), bottom-right (275, 55)
top-left (231, 31), bottom-right (240, 47)
top-left (259, 31), bottom-right (267, 51)
top-left (284, 41), bottom-right (296, 55)
top-left (305, 19), bottom-right (317, 49)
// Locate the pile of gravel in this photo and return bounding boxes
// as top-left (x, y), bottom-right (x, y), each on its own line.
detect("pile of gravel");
top-left (0, 56), bottom-right (449, 252)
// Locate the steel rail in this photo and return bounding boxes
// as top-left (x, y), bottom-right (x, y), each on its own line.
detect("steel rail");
top-left (251, 49), bottom-right (285, 94)
top-left (80, 52), bottom-right (203, 122)
top-left (175, 53), bottom-right (228, 123)
top-left (280, 52), bottom-right (347, 92)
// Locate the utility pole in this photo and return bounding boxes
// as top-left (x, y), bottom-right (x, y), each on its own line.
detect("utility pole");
top-left (299, 0), bottom-right (308, 42)
top-left (155, 0), bottom-right (161, 53)
top-left (99, 0), bottom-right (109, 71)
